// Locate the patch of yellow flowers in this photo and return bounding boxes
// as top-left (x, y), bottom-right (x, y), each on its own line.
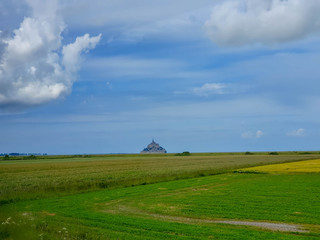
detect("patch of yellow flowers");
top-left (243, 159), bottom-right (320, 173)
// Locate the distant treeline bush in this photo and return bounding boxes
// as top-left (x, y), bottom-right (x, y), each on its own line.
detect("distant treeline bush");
top-left (1, 154), bottom-right (37, 160)
top-left (175, 152), bottom-right (191, 156)
top-left (245, 152), bottom-right (253, 155)
top-left (269, 152), bottom-right (279, 155)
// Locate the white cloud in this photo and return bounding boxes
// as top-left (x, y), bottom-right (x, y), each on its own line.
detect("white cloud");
top-left (242, 130), bottom-right (264, 139)
top-left (287, 128), bottom-right (306, 137)
top-left (62, 34), bottom-right (102, 74)
top-left (205, 0), bottom-right (320, 46)
top-left (0, 0), bottom-right (101, 109)
top-left (193, 83), bottom-right (226, 96)
top-left (256, 130), bottom-right (263, 138)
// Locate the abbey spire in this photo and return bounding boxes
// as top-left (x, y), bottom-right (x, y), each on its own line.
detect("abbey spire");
top-left (140, 139), bottom-right (167, 154)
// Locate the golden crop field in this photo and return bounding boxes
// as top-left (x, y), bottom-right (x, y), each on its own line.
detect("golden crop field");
top-left (242, 159), bottom-right (320, 173)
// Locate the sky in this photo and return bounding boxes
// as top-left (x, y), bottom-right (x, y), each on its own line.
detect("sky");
top-left (1, 0), bottom-right (320, 154)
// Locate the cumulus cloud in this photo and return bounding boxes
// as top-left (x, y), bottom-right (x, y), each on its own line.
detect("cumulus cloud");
top-left (0, 0), bottom-right (101, 110)
top-left (205, 0), bottom-right (320, 46)
top-left (193, 83), bottom-right (226, 96)
top-left (242, 130), bottom-right (263, 139)
top-left (287, 128), bottom-right (306, 137)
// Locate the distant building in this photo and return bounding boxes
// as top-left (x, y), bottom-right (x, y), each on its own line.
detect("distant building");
top-left (140, 139), bottom-right (167, 154)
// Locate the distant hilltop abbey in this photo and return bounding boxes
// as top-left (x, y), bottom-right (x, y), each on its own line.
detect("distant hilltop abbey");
top-left (140, 139), bottom-right (167, 154)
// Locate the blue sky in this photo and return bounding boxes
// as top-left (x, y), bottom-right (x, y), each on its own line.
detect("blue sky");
top-left (1, 0), bottom-right (320, 154)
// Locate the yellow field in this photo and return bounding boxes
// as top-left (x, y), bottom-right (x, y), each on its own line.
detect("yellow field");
top-left (243, 159), bottom-right (320, 173)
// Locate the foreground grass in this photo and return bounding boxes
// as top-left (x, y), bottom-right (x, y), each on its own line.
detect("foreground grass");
top-left (1, 172), bottom-right (319, 239)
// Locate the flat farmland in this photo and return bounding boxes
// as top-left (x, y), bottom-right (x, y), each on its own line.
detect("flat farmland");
top-left (1, 153), bottom-right (319, 239)
top-left (1, 153), bottom-right (318, 203)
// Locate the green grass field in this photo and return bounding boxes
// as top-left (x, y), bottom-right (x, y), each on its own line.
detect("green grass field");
top-left (1, 152), bottom-right (319, 239)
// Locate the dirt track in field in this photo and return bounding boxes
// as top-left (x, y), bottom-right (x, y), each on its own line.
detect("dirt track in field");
top-left (102, 204), bottom-right (310, 233)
